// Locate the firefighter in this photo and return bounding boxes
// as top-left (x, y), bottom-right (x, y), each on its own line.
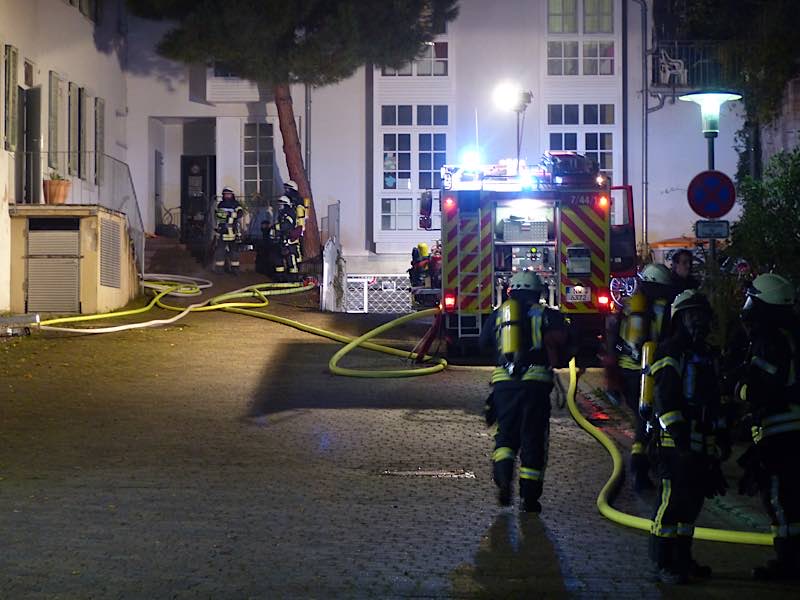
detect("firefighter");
top-left (273, 195), bottom-right (303, 276)
top-left (648, 289), bottom-right (729, 584)
top-left (479, 270), bottom-right (570, 513)
top-left (213, 187), bottom-right (244, 274)
top-left (736, 273), bottom-right (800, 580)
top-left (409, 242), bottom-right (431, 287)
top-left (608, 263), bottom-right (676, 491)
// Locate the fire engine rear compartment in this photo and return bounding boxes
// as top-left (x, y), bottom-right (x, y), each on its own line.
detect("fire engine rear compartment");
top-left (441, 185), bottom-right (611, 362)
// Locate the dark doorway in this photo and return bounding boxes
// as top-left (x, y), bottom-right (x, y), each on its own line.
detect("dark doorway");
top-left (180, 155), bottom-right (216, 259)
top-left (15, 86), bottom-right (42, 204)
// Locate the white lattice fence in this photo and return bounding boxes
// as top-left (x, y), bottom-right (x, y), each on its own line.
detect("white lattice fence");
top-left (344, 274), bottom-right (413, 314)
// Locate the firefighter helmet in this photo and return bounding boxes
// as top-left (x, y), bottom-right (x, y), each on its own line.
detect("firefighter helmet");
top-left (509, 270), bottom-right (545, 292)
top-left (284, 180), bottom-right (299, 191)
top-left (670, 289), bottom-right (711, 318)
top-left (278, 195), bottom-right (292, 206)
top-left (746, 273), bottom-right (795, 306)
top-left (417, 242), bottom-right (430, 257)
top-left (221, 187), bottom-right (236, 197)
top-left (638, 263), bottom-right (672, 285)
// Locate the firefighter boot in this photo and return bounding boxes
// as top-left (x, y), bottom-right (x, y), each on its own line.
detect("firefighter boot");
top-left (753, 538), bottom-right (799, 580)
top-left (493, 459), bottom-right (513, 507)
top-left (675, 536), bottom-right (712, 579)
top-left (650, 536), bottom-right (687, 584)
top-left (631, 453), bottom-right (654, 492)
top-left (519, 478), bottom-right (543, 513)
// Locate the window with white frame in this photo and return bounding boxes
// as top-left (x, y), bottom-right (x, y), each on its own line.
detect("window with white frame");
top-left (584, 132), bottom-right (613, 177)
top-left (416, 42), bottom-right (448, 76)
top-left (381, 197), bottom-right (414, 231)
top-left (381, 104), bottom-right (412, 126)
top-left (416, 104), bottom-right (448, 126)
top-left (583, 103), bottom-right (615, 125)
top-left (242, 122), bottom-right (274, 200)
top-left (549, 132), bottom-right (578, 151)
top-left (418, 133), bottom-right (446, 190)
top-left (584, 0), bottom-right (613, 33)
top-left (548, 104), bottom-right (579, 125)
top-left (380, 63), bottom-right (413, 76)
top-left (383, 133), bottom-right (411, 191)
top-left (547, 41), bottom-right (579, 75)
top-left (583, 41), bottom-right (614, 75)
top-left (548, 0), bottom-right (578, 33)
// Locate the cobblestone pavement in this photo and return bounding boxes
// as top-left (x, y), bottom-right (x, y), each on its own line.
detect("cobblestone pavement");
top-left (0, 291), bottom-right (795, 598)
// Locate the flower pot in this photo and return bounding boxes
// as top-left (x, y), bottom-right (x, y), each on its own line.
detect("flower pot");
top-left (43, 180), bottom-right (71, 205)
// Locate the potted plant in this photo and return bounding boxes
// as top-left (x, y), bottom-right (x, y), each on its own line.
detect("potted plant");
top-left (42, 172), bottom-right (71, 205)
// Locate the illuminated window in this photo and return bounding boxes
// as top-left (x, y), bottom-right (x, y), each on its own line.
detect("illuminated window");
top-left (242, 122), bottom-right (274, 199)
top-left (583, 41), bottom-right (614, 75)
top-left (548, 0), bottom-right (578, 33)
top-left (381, 198), bottom-right (413, 231)
top-left (416, 42), bottom-right (448, 76)
top-left (547, 41), bottom-right (579, 75)
top-left (383, 133), bottom-right (411, 190)
top-left (381, 63), bottom-right (412, 77)
top-left (584, 0), bottom-right (613, 33)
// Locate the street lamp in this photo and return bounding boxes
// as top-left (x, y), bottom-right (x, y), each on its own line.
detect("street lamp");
top-left (492, 81), bottom-right (533, 174)
top-left (678, 91), bottom-right (742, 170)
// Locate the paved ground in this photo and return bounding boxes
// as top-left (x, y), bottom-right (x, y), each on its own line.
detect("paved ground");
top-left (0, 278), bottom-right (795, 598)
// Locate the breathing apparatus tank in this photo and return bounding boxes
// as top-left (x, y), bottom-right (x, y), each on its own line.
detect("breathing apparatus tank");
top-left (498, 298), bottom-right (524, 368)
top-left (639, 340), bottom-right (656, 420)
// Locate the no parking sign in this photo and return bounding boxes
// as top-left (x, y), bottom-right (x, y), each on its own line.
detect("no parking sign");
top-left (687, 170), bottom-right (736, 218)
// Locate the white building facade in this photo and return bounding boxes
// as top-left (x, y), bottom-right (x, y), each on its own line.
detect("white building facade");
top-left (0, 0), bottom-right (745, 312)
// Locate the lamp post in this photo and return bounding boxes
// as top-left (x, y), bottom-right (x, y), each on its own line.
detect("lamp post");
top-left (678, 91), bottom-right (742, 263)
top-left (492, 81), bottom-right (533, 174)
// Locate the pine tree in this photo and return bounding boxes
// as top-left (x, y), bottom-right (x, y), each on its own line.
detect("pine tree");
top-left (127, 0), bottom-right (459, 262)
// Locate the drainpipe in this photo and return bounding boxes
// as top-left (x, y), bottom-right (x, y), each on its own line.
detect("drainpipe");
top-left (304, 83), bottom-right (312, 181)
top-left (631, 0), bottom-right (649, 248)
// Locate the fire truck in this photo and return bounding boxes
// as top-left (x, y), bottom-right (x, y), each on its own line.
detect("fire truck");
top-left (419, 151), bottom-right (636, 355)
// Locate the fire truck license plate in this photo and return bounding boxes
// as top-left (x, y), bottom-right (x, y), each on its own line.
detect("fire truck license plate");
top-left (565, 286), bottom-right (591, 303)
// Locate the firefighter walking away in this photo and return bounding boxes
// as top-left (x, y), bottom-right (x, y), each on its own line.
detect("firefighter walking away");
top-left (736, 273), bottom-right (800, 580)
top-left (213, 187), bottom-right (244, 274)
top-left (606, 263), bottom-right (676, 491)
top-left (480, 271), bottom-right (573, 513)
top-left (647, 289), bottom-right (730, 584)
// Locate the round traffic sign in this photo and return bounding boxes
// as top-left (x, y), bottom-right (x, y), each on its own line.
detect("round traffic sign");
top-left (687, 170), bottom-right (736, 218)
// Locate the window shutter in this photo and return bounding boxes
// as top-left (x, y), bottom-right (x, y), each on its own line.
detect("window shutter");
top-left (78, 87), bottom-right (88, 180)
top-left (48, 71), bottom-right (61, 169)
top-left (68, 82), bottom-right (78, 176)
top-left (95, 97), bottom-right (105, 185)
top-left (4, 44), bottom-right (19, 151)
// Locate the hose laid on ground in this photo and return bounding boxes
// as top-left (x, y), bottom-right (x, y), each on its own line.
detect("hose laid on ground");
top-left (566, 358), bottom-right (772, 546)
top-left (38, 275), bottom-right (445, 378)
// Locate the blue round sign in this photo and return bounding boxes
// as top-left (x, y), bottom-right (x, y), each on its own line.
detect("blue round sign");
top-left (687, 170), bottom-right (736, 218)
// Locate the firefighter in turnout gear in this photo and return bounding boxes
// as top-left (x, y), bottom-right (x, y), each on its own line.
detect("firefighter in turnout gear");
top-left (213, 187), bottom-right (244, 274)
top-left (608, 263), bottom-right (676, 491)
top-left (273, 193), bottom-right (303, 277)
top-left (648, 290), bottom-right (729, 584)
top-left (736, 273), bottom-right (800, 580)
top-left (479, 271), bottom-right (570, 513)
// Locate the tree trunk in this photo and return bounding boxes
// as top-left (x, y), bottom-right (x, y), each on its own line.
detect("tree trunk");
top-left (274, 82), bottom-right (321, 262)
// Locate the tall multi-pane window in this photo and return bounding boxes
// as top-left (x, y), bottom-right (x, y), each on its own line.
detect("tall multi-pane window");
top-left (242, 122), bottom-right (274, 200)
top-left (418, 133), bottom-right (447, 190)
top-left (548, 104), bottom-right (579, 125)
top-left (383, 133), bottom-right (411, 191)
top-left (380, 63), bottom-right (412, 77)
top-left (583, 103), bottom-right (615, 125)
top-left (585, 132), bottom-right (613, 177)
top-left (381, 105), bottom-right (412, 126)
top-left (416, 42), bottom-right (448, 76)
top-left (381, 197), bottom-right (414, 231)
top-left (549, 133), bottom-right (578, 151)
top-left (583, 41), bottom-right (614, 75)
top-left (584, 0), bottom-right (613, 33)
top-left (548, 0), bottom-right (578, 33)
top-left (547, 41), bottom-right (579, 75)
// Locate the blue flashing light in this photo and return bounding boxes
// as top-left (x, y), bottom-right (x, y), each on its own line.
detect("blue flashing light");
top-left (460, 148), bottom-right (482, 167)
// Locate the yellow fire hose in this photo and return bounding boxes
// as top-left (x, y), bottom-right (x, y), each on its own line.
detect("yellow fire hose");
top-left (34, 276), bottom-right (771, 544)
top-left (566, 358), bottom-right (772, 546)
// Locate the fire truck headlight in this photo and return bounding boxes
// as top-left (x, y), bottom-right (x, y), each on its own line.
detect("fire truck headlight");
top-left (443, 196), bottom-right (457, 213)
top-left (596, 195), bottom-right (609, 209)
top-left (554, 176), bottom-right (563, 185)
top-left (596, 175), bottom-right (605, 186)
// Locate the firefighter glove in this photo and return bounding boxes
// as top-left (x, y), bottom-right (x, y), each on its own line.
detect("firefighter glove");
top-left (705, 460), bottom-right (728, 498)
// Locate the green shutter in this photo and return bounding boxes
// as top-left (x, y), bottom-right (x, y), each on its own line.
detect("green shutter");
top-left (78, 87), bottom-right (88, 180)
top-left (48, 71), bottom-right (61, 169)
top-left (68, 82), bottom-right (78, 176)
top-left (95, 97), bottom-right (105, 185)
top-left (4, 45), bottom-right (19, 151)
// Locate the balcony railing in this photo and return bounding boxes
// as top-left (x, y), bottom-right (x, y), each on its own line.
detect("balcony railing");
top-left (13, 151), bottom-right (145, 274)
top-left (651, 41), bottom-right (741, 92)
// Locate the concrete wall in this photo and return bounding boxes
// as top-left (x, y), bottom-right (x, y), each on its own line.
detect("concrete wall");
top-left (0, 0), bottom-right (129, 312)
